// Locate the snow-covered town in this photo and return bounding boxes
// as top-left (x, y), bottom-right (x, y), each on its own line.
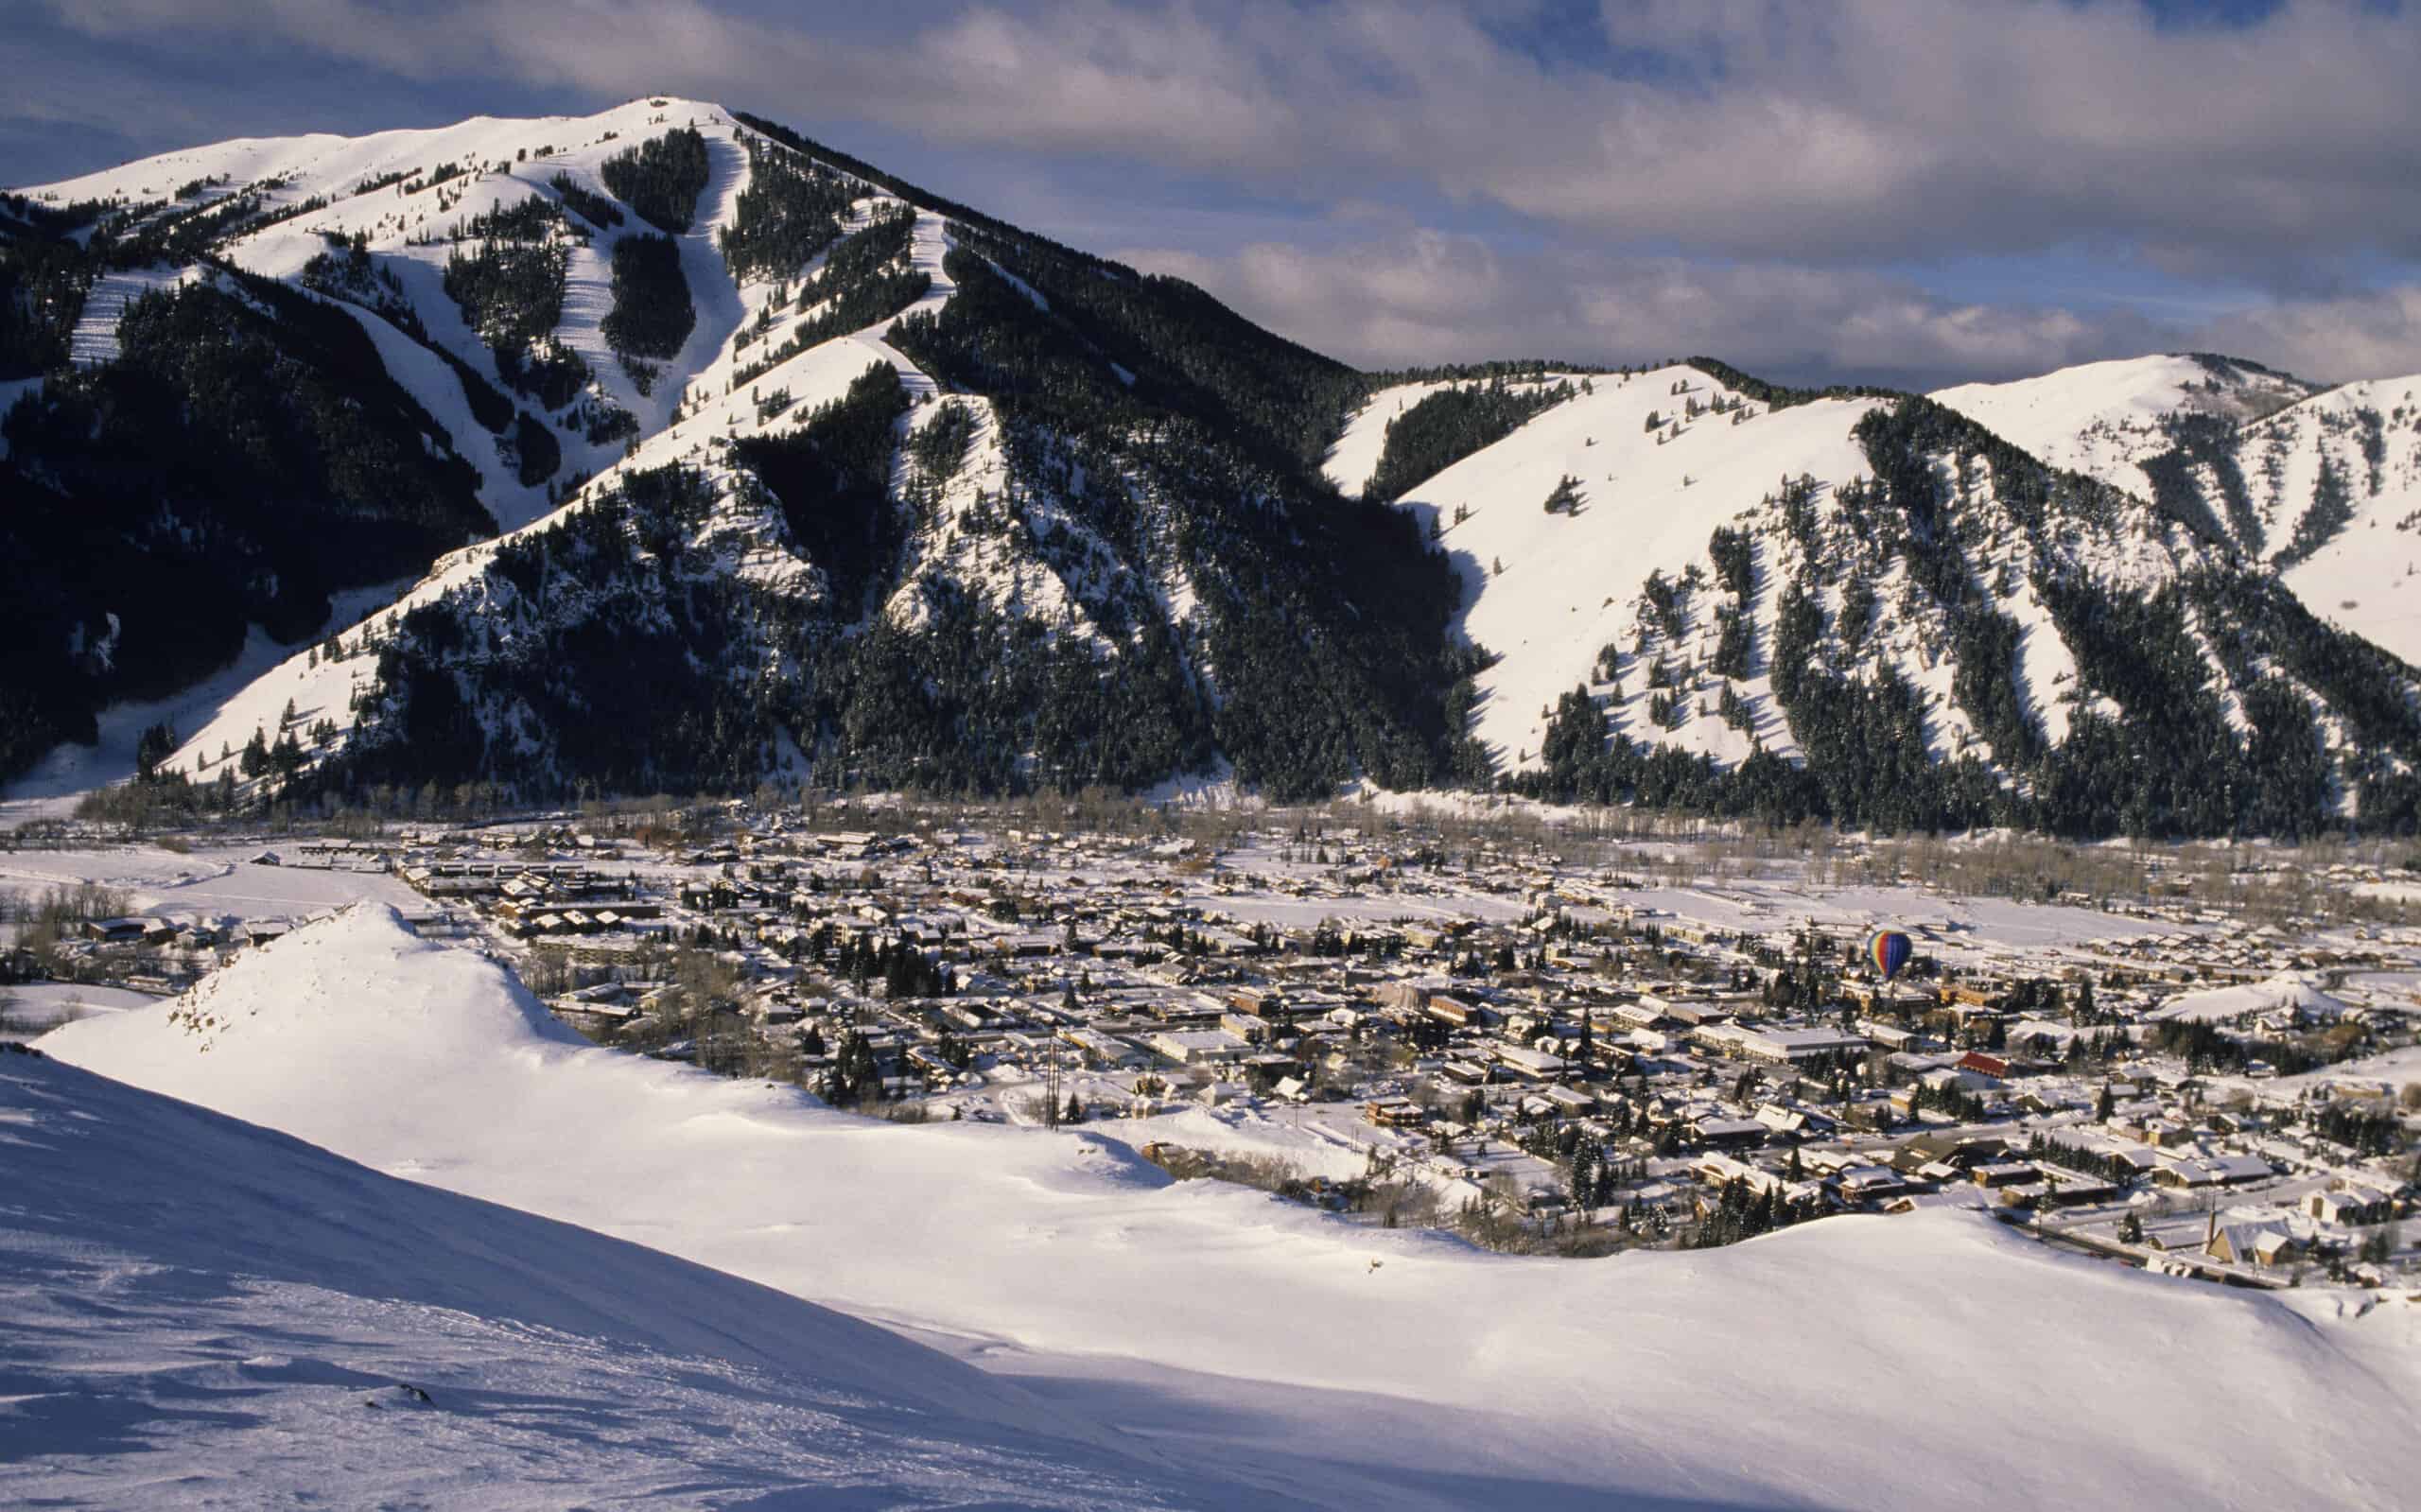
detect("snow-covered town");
top-left (14, 9), bottom-right (2421, 1503)
top-left (11, 799), bottom-right (2419, 1291)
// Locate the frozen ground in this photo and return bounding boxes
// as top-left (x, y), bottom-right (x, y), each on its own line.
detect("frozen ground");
top-left (39, 904), bottom-right (2421, 1511)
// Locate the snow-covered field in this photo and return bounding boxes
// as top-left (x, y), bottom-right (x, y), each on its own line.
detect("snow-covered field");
top-left (36, 905), bottom-right (2421, 1510)
top-left (0, 982), bottom-right (149, 1040)
top-left (2274, 1044), bottom-right (2421, 1090)
top-left (0, 843), bottom-right (423, 924)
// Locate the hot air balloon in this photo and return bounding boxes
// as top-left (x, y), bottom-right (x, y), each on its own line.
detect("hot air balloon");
top-left (1865, 928), bottom-right (1911, 982)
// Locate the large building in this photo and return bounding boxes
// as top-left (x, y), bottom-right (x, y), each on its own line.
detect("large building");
top-left (1693, 1022), bottom-right (1869, 1069)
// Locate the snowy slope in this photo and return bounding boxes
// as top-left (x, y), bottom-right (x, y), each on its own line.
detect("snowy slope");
top-left (42, 906), bottom-right (2421, 1511)
top-left (24, 100), bottom-right (1193, 799)
top-left (20, 105), bottom-right (905, 789)
top-left (18, 110), bottom-right (2418, 820)
top-left (65, 264), bottom-right (198, 367)
top-left (0, 582), bottom-right (402, 810)
top-left (1394, 365), bottom-right (1877, 768)
top-left (1355, 354), bottom-right (2421, 821)
top-left (143, 332), bottom-right (900, 789)
top-left (1932, 353), bottom-right (2315, 495)
top-left (1936, 357), bottom-right (2421, 669)
top-left (1322, 374), bottom-right (1581, 497)
top-left (2253, 378), bottom-right (2421, 667)
top-left (25, 100), bottom-right (753, 482)
top-left (6, 100), bottom-right (840, 797)
top-left (1324, 378), bottom-right (1462, 495)
top-left (0, 1048), bottom-right (1223, 1508)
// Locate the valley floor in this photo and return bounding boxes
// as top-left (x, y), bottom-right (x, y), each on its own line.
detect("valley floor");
top-left (7, 808), bottom-right (2421, 1508)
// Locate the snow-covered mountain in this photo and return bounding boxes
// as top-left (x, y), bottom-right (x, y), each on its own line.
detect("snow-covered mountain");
top-left (1334, 356), bottom-right (2421, 834)
top-left (0, 1043), bottom-right (1228, 1507)
top-left (8, 104), bottom-right (2421, 835)
top-left (5, 99), bottom-right (1436, 805)
top-left (1937, 358), bottom-right (2421, 666)
top-left (36, 904), bottom-right (2421, 1510)
top-left (2248, 378), bottom-right (2421, 665)
top-left (1932, 353), bottom-right (2317, 490)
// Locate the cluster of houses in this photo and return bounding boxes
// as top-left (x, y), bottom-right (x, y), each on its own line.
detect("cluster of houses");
top-left (36, 912), bottom-right (293, 997)
top-left (16, 804), bottom-right (2416, 1286)
top-left (361, 808), bottom-right (2421, 1285)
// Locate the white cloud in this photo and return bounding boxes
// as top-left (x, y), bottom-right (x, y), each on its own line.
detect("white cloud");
top-left (1134, 226), bottom-right (2421, 385)
top-left (896, 0), bottom-right (2421, 266)
top-left (43, 0), bottom-right (816, 95)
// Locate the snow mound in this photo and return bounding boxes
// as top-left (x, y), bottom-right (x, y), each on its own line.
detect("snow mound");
top-left (42, 906), bottom-right (2421, 1509)
top-left (2149, 971), bottom-right (2350, 1023)
top-left (0, 1049), bottom-right (1210, 1508)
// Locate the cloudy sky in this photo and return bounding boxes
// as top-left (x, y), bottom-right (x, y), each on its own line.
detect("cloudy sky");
top-left (6, 0), bottom-right (2417, 388)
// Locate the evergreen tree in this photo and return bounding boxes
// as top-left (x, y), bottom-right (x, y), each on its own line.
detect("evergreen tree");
top-left (1571, 1144), bottom-right (1603, 1214)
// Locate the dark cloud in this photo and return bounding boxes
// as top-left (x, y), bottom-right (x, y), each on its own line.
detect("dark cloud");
top-left (2198, 285), bottom-right (2421, 383)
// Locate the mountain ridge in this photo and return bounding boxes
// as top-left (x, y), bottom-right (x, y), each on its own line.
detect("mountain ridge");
top-left (7, 99), bottom-right (2420, 836)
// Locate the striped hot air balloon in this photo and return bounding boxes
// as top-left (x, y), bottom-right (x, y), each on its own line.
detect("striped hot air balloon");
top-left (1865, 929), bottom-right (1911, 982)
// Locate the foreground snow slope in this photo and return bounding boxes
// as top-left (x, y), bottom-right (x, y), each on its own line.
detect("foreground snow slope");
top-left (0, 1049), bottom-right (1222, 1509)
top-left (44, 907), bottom-right (2421, 1511)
